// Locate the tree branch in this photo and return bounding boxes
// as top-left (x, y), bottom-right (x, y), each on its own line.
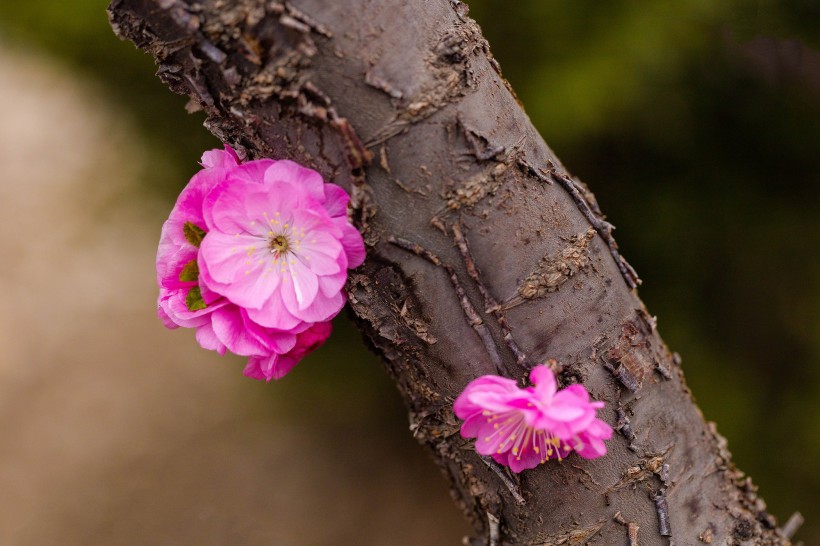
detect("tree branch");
top-left (108, 0), bottom-right (792, 543)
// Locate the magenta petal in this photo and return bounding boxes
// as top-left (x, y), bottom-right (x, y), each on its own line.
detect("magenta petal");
top-left (242, 358), bottom-right (268, 381)
top-left (322, 184), bottom-right (350, 218)
top-left (196, 321), bottom-right (227, 355)
top-left (454, 375), bottom-right (519, 418)
top-left (473, 417), bottom-right (514, 456)
top-left (338, 222), bottom-right (365, 268)
top-left (542, 399), bottom-right (586, 421)
top-left (157, 298), bottom-right (180, 329)
top-left (228, 158), bottom-right (275, 185)
top-left (163, 289), bottom-right (225, 327)
top-left (530, 365), bottom-right (557, 403)
top-left (460, 413), bottom-right (485, 438)
top-left (159, 247), bottom-right (199, 290)
top-left (453, 363), bottom-right (611, 470)
top-left (508, 445), bottom-right (542, 473)
top-left (211, 306), bottom-right (268, 356)
top-left (242, 313), bottom-right (298, 354)
top-left (269, 354), bottom-right (301, 379)
top-left (244, 353), bottom-right (300, 381)
top-left (157, 149), bottom-right (363, 379)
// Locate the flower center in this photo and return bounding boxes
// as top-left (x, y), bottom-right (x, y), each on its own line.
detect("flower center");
top-left (269, 234), bottom-right (290, 255)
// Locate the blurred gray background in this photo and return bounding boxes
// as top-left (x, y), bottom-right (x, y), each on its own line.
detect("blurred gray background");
top-left (0, 0), bottom-right (817, 544)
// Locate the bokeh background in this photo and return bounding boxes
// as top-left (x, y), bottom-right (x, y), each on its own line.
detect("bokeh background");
top-left (0, 0), bottom-right (817, 544)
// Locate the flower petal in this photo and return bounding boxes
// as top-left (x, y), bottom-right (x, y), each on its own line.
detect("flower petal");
top-left (322, 184), bottom-right (350, 218)
top-left (337, 222), bottom-right (365, 269)
top-left (263, 160), bottom-right (325, 202)
top-left (195, 321), bottom-right (227, 355)
top-left (246, 289), bottom-right (304, 331)
top-left (200, 146), bottom-right (239, 168)
top-left (211, 306), bottom-right (269, 356)
top-left (282, 259), bottom-right (319, 312)
top-left (529, 364), bottom-right (557, 403)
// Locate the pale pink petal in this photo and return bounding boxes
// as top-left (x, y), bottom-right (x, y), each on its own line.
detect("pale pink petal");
top-left (297, 234), bottom-right (344, 276)
top-left (283, 259), bottom-right (320, 312)
top-left (246, 289), bottom-right (304, 331)
top-left (318, 270), bottom-right (347, 298)
top-left (244, 181), bottom-right (299, 225)
top-left (207, 184), bottom-right (268, 235)
top-left (200, 146), bottom-right (239, 168)
top-left (264, 160), bottom-right (325, 202)
top-left (289, 290), bottom-right (345, 323)
top-left (199, 231), bottom-right (260, 283)
top-left (294, 207), bottom-right (342, 237)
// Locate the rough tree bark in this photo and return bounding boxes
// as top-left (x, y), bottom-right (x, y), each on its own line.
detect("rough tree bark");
top-left (108, 1), bottom-right (794, 544)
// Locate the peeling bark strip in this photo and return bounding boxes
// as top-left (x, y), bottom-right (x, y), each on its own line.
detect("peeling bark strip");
top-left (109, 1), bottom-right (791, 544)
top-left (498, 227), bottom-right (596, 311)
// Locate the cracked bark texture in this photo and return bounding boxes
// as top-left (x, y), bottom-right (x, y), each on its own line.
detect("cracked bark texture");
top-left (108, 1), bottom-right (792, 544)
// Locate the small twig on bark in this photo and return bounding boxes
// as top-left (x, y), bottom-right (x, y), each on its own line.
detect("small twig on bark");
top-left (628, 522), bottom-right (640, 546)
top-left (479, 456), bottom-right (526, 505)
top-left (603, 358), bottom-right (641, 393)
top-left (614, 511), bottom-right (640, 546)
top-left (452, 221), bottom-right (527, 367)
top-left (782, 512), bottom-right (804, 540)
top-left (614, 389), bottom-right (640, 452)
top-left (659, 463), bottom-right (670, 485)
top-left (389, 236), bottom-right (505, 374)
top-left (653, 488), bottom-right (672, 537)
top-left (487, 512), bottom-right (501, 546)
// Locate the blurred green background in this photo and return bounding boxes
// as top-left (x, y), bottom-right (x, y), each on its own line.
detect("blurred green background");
top-left (0, 0), bottom-right (817, 544)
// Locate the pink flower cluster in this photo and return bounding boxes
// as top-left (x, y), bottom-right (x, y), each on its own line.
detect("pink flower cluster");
top-left (156, 147), bottom-right (364, 381)
top-left (454, 365), bottom-right (612, 472)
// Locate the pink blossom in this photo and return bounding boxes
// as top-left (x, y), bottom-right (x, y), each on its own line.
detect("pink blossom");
top-left (156, 147), bottom-right (243, 331)
top-left (242, 321), bottom-right (332, 381)
top-left (198, 160), bottom-right (364, 330)
top-left (454, 365), bottom-right (612, 472)
top-left (156, 147), bottom-right (362, 380)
